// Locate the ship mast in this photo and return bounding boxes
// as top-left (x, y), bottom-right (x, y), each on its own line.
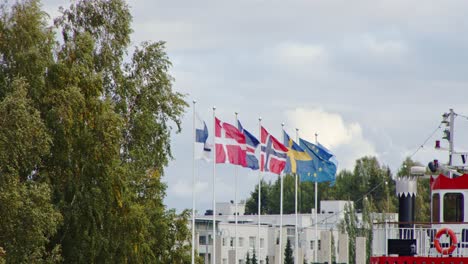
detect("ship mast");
top-left (448, 108), bottom-right (455, 167)
top-left (438, 109), bottom-right (464, 178)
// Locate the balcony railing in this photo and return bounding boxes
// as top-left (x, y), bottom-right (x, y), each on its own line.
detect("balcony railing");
top-left (372, 222), bottom-right (468, 257)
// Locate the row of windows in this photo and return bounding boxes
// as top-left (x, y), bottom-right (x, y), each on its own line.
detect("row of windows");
top-left (222, 259), bottom-right (265, 264)
top-left (222, 236), bottom-right (265, 249)
top-left (200, 235), bottom-right (322, 251)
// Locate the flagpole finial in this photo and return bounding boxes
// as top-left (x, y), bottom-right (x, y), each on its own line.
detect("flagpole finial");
top-left (296, 128), bottom-right (299, 132)
top-left (213, 106), bottom-right (216, 111)
top-left (235, 112), bottom-right (238, 116)
top-left (281, 123), bottom-right (285, 128)
top-left (259, 117), bottom-right (262, 121)
top-left (193, 100), bottom-right (197, 104)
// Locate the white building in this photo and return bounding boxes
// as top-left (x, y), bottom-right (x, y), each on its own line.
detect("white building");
top-left (192, 200), bottom-right (396, 264)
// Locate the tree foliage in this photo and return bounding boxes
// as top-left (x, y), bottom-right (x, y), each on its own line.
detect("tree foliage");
top-left (245, 156), bottom-right (399, 215)
top-left (284, 239), bottom-right (293, 264)
top-left (252, 248), bottom-right (258, 264)
top-left (0, 0), bottom-right (189, 262)
top-left (0, 80), bottom-right (62, 263)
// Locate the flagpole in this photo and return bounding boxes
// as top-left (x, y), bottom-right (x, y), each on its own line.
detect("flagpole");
top-left (191, 100), bottom-right (196, 264)
top-left (235, 112), bottom-right (239, 264)
top-left (212, 106), bottom-right (217, 264)
top-left (258, 117), bottom-right (262, 259)
top-left (280, 123), bottom-right (285, 264)
top-left (314, 132), bottom-right (318, 263)
top-left (295, 128), bottom-right (299, 264)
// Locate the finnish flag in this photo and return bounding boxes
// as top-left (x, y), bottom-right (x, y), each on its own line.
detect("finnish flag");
top-left (195, 113), bottom-right (211, 161)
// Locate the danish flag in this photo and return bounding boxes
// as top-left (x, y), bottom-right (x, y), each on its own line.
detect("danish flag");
top-left (215, 117), bottom-right (247, 166)
top-left (260, 126), bottom-right (288, 175)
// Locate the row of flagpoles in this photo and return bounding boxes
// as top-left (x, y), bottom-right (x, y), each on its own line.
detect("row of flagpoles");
top-left (191, 101), bottom-right (338, 264)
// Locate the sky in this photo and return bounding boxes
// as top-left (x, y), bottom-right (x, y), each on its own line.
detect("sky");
top-left (41, 0), bottom-right (468, 213)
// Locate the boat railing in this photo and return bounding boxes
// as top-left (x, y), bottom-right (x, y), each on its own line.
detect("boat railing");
top-left (372, 222), bottom-right (468, 257)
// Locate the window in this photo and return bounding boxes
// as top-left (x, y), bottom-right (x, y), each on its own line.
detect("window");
top-left (222, 238), bottom-right (226, 246)
top-left (318, 240), bottom-right (321, 250)
top-left (444, 193), bottom-right (464, 222)
top-left (287, 228), bottom-right (295, 236)
top-left (260, 261), bottom-right (264, 264)
top-left (249, 236), bottom-right (256, 249)
top-left (239, 237), bottom-right (244, 247)
top-left (199, 235), bottom-right (207, 245)
top-left (260, 238), bottom-right (265, 249)
top-left (230, 237), bottom-right (234, 247)
top-left (222, 259), bottom-right (227, 264)
top-left (310, 240), bottom-right (314, 250)
top-left (432, 193), bottom-right (440, 222)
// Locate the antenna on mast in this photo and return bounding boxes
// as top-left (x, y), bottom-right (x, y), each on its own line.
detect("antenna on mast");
top-left (431, 108), bottom-right (468, 177)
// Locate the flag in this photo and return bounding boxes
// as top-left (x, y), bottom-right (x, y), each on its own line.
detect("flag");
top-left (299, 138), bottom-right (337, 183)
top-left (195, 113), bottom-right (211, 160)
top-left (317, 142), bottom-right (339, 168)
top-left (283, 131), bottom-right (314, 177)
top-left (215, 117), bottom-right (247, 166)
top-left (260, 126), bottom-right (288, 175)
top-left (238, 120), bottom-right (260, 170)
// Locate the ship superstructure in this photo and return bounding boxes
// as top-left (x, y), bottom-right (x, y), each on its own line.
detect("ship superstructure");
top-left (371, 109), bottom-right (468, 263)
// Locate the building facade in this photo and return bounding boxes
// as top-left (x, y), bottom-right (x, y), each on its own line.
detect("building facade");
top-left (192, 200), bottom-right (396, 264)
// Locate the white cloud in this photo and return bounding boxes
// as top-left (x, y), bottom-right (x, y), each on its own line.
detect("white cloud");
top-left (274, 43), bottom-right (327, 66)
top-left (285, 108), bottom-right (377, 170)
top-left (362, 35), bottom-right (408, 56)
top-left (171, 179), bottom-right (208, 198)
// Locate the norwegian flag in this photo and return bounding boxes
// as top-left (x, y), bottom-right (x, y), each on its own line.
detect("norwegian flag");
top-left (215, 117), bottom-right (247, 166)
top-left (260, 126), bottom-right (288, 174)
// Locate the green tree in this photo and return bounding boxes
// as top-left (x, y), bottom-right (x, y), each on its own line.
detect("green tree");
top-left (0, 80), bottom-right (62, 263)
top-left (245, 180), bottom-right (271, 214)
top-left (265, 256), bottom-right (269, 264)
top-left (362, 197), bottom-right (376, 263)
top-left (299, 181), bottom-right (316, 213)
top-left (330, 228), bottom-right (336, 263)
top-left (330, 157), bottom-right (396, 212)
top-left (284, 239), bottom-right (293, 264)
top-left (246, 251), bottom-right (251, 264)
top-left (252, 248), bottom-right (258, 264)
top-left (0, 0), bottom-right (189, 262)
top-left (267, 174), bottom-right (302, 214)
top-left (339, 203), bottom-right (358, 264)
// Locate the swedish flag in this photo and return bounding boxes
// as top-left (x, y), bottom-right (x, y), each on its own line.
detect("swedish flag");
top-left (283, 131), bottom-right (314, 176)
top-left (299, 138), bottom-right (337, 184)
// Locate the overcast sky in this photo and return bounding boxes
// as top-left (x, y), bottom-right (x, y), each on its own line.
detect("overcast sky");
top-left (42, 0), bottom-right (468, 213)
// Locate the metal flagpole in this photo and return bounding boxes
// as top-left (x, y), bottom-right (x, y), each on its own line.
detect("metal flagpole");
top-left (314, 132), bottom-right (318, 263)
top-left (280, 123), bottom-right (285, 264)
top-left (212, 106), bottom-right (217, 264)
top-left (295, 128), bottom-right (299, 264)
top-left (258, 117), bottom-right (262, 259)
top-left (191, 100), bottom-right (196, 264)
top-left (235, 112), bottom-right (239, 264)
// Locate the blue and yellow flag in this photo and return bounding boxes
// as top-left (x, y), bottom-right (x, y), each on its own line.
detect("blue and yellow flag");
top-left (283, 131), bottom-right (314, 177)
top-left (299, 138), bottom-right (337, 184)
